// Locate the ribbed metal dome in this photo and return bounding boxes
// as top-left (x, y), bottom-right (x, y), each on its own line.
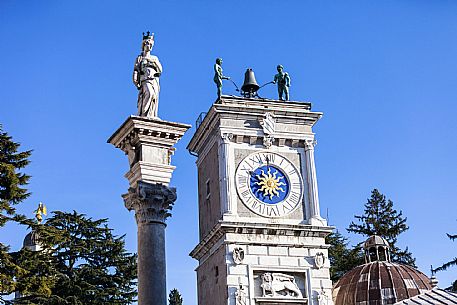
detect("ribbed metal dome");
top-left (333, 236), bottom-right (433, 305)
top-left (333, 261), bottom-right (432, 305)
top-left (22, 231), bottom-right (40, 248)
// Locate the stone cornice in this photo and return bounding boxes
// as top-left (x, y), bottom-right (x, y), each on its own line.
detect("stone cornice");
top-left (187, 96), bottom-right (322, 155)
top-left (189, 220), bottom-right (334, 261)
top-left (108, 115), bottom-right (191, 153)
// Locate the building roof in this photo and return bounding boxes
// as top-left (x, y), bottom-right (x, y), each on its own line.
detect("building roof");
top-left (22, 231), bottom-right (40, 248)
top-left (364, 235), bottom-right (390, 249)
top-left (333, 261), bottom-right (433, 305)
top-left (394, 288), bottom-right (457, 305)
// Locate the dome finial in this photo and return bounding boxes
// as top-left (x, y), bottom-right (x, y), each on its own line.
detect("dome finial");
top-left (364, 235), bottom-right (391, 263)
top-left (33, 202), bottom-right (47, 224)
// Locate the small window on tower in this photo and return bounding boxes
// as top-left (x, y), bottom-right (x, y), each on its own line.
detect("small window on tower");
top-left (206, 179), bottom-right (211, 199)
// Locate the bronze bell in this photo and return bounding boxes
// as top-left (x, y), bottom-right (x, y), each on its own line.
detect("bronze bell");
top-left (241, 68), bottom-right (260, 98)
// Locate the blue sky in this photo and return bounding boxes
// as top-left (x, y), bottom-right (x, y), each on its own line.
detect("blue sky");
top-left (1, 0), bottom-right (457, 302)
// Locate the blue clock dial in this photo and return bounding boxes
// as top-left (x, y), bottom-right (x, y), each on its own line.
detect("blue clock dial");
top-left (249, 166), bottom-right (289, 204)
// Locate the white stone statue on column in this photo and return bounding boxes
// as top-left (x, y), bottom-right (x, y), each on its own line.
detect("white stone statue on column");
top-left (133, 32), bottom-right (163, 118)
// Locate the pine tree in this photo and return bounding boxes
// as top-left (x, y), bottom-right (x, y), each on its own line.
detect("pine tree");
top-left (0, 125), bottom-right (32, 225)
top-left (347, 189), bottom-right (416, 267)
top-left (326, 231), bottom-right (364, 282)
top-left (169, 288), bottom-right (183, 305)
top-left (0, 125), bottom-right (32, 300)
top-left (13, 211), bottom-right (137, 305)
top-left (433, 232), bottom-right (457, 292)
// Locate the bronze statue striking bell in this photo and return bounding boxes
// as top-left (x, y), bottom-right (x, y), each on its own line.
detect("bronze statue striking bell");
top-left (241, 68), bottom-right (260, 98)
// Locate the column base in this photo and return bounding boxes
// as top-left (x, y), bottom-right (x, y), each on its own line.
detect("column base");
top-left (307, 216), bottom-right (327, 226)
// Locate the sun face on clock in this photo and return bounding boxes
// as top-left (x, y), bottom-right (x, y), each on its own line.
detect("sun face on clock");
top-left (250, 166), bottom-right (289, 203)
top-left (254, 167), bottom-right (286, 199)
top-left (235, 152), bottom-right (303, 218)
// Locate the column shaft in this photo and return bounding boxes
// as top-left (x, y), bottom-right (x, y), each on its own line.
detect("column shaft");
top-left (305, 140), bottom-right (320, 219)
top-left (219, 133), bottom-right (233, 214)
top-left (123, 181), bottom-right (177, 305)
top-left (138, 222), bottom-right (166, 305)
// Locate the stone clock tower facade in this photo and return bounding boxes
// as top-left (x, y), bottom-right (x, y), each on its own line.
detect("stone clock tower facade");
top-left (188, 96), bottom-right (334, 305)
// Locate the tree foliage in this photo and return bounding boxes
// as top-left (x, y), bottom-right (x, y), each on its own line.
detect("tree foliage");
top-left (0, 125), bottom-right (32, 300)
top-left (347, 189), bottom-right (416, 267)
top-left (0, 125), bottom-right (32, 225)
top-left (168, 288), bottom-right (183, 305)
top-left (326, 231), bottom-right (364, 282)
top-left (433, 232), bottom-right (457, 292)
top-left (11, 211), bottom-right (137, 305)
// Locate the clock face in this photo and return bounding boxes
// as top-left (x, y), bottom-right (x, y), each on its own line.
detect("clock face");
top-left (235, 152), bottom-right (303, 218)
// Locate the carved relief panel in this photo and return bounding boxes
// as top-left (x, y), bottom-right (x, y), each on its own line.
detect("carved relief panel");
top-left (252, 271), bottom-right (307, 304)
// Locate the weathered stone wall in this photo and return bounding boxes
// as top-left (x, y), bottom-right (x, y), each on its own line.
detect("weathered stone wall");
top-left (225, 235), bottom-right (333, 305)
top-left (197, 245), bottom-right (228, 305)
top-left (197, 141), bottom-right (221, 239)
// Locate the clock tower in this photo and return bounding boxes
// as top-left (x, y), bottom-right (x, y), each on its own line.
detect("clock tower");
top-left (188, 96), bottom-right (333, 305)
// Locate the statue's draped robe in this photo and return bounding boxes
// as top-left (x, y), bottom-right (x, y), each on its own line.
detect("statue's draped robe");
top-left (134, 54), bottom-right (162, 118)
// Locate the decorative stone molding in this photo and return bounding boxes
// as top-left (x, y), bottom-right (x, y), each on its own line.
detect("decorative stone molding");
top-left (304, 139), bottom-right (317, 151)
top-left (314, 252), bottom-right (325, 269)
top-left (232, 247), bottom-right (245, 265)
top-left (260, 112), bottom-right (276, 149)
top-left (261, 112), bottom-right (276, 135)
top-left (235, 283), bottom-right (248, 305)
top-left (263, 135), bottom-right (274, 149)
top-left (190, 221), bottom-right (332, 260)
top-left (109, 116), bottom-right (190, 157)
top-left (187, 97), bottom-right (322, 155)
top-left (221, 132), bottom-right (234, 143)
top-left (123, 181), bottom-right (177, 225)
top-left (317, 287), bottom-right (330, 305)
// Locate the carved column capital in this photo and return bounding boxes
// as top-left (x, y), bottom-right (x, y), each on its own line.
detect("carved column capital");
top-left (304, 139), bottom-right (317, 151)
top-left (123, 181), bottom-right (177, 225)
top-left (221, 132), bottom-right (234, 143)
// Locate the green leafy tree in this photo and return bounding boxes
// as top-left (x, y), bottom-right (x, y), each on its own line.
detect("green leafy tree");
top-left (347, 188), bottom-right (416, 267)
top-left (9, 248), bottom-right (58, 302)
top-left (433, 232), bottom-right (457, 292)
top-left (168, 288), bottom-right (183, 305)
top-left (326, 231), bottom-right (364, 282)
top-left (0, 125), bottom-right (32, 300)
top-left (12, 211), bottom-right (137, 305)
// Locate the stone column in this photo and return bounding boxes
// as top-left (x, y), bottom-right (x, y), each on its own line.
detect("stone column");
top-left (219, 133), bottom-right (234, 215)
top-left (109, 116), bottom-right (190, 305)
top-left (123, 181), bottom-right (177, 305)
top-left (304, 139), bottom-right (326, 226)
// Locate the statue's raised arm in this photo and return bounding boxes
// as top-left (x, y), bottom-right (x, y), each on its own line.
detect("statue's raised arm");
top-left (133, 32), bottom-right (162, 118)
